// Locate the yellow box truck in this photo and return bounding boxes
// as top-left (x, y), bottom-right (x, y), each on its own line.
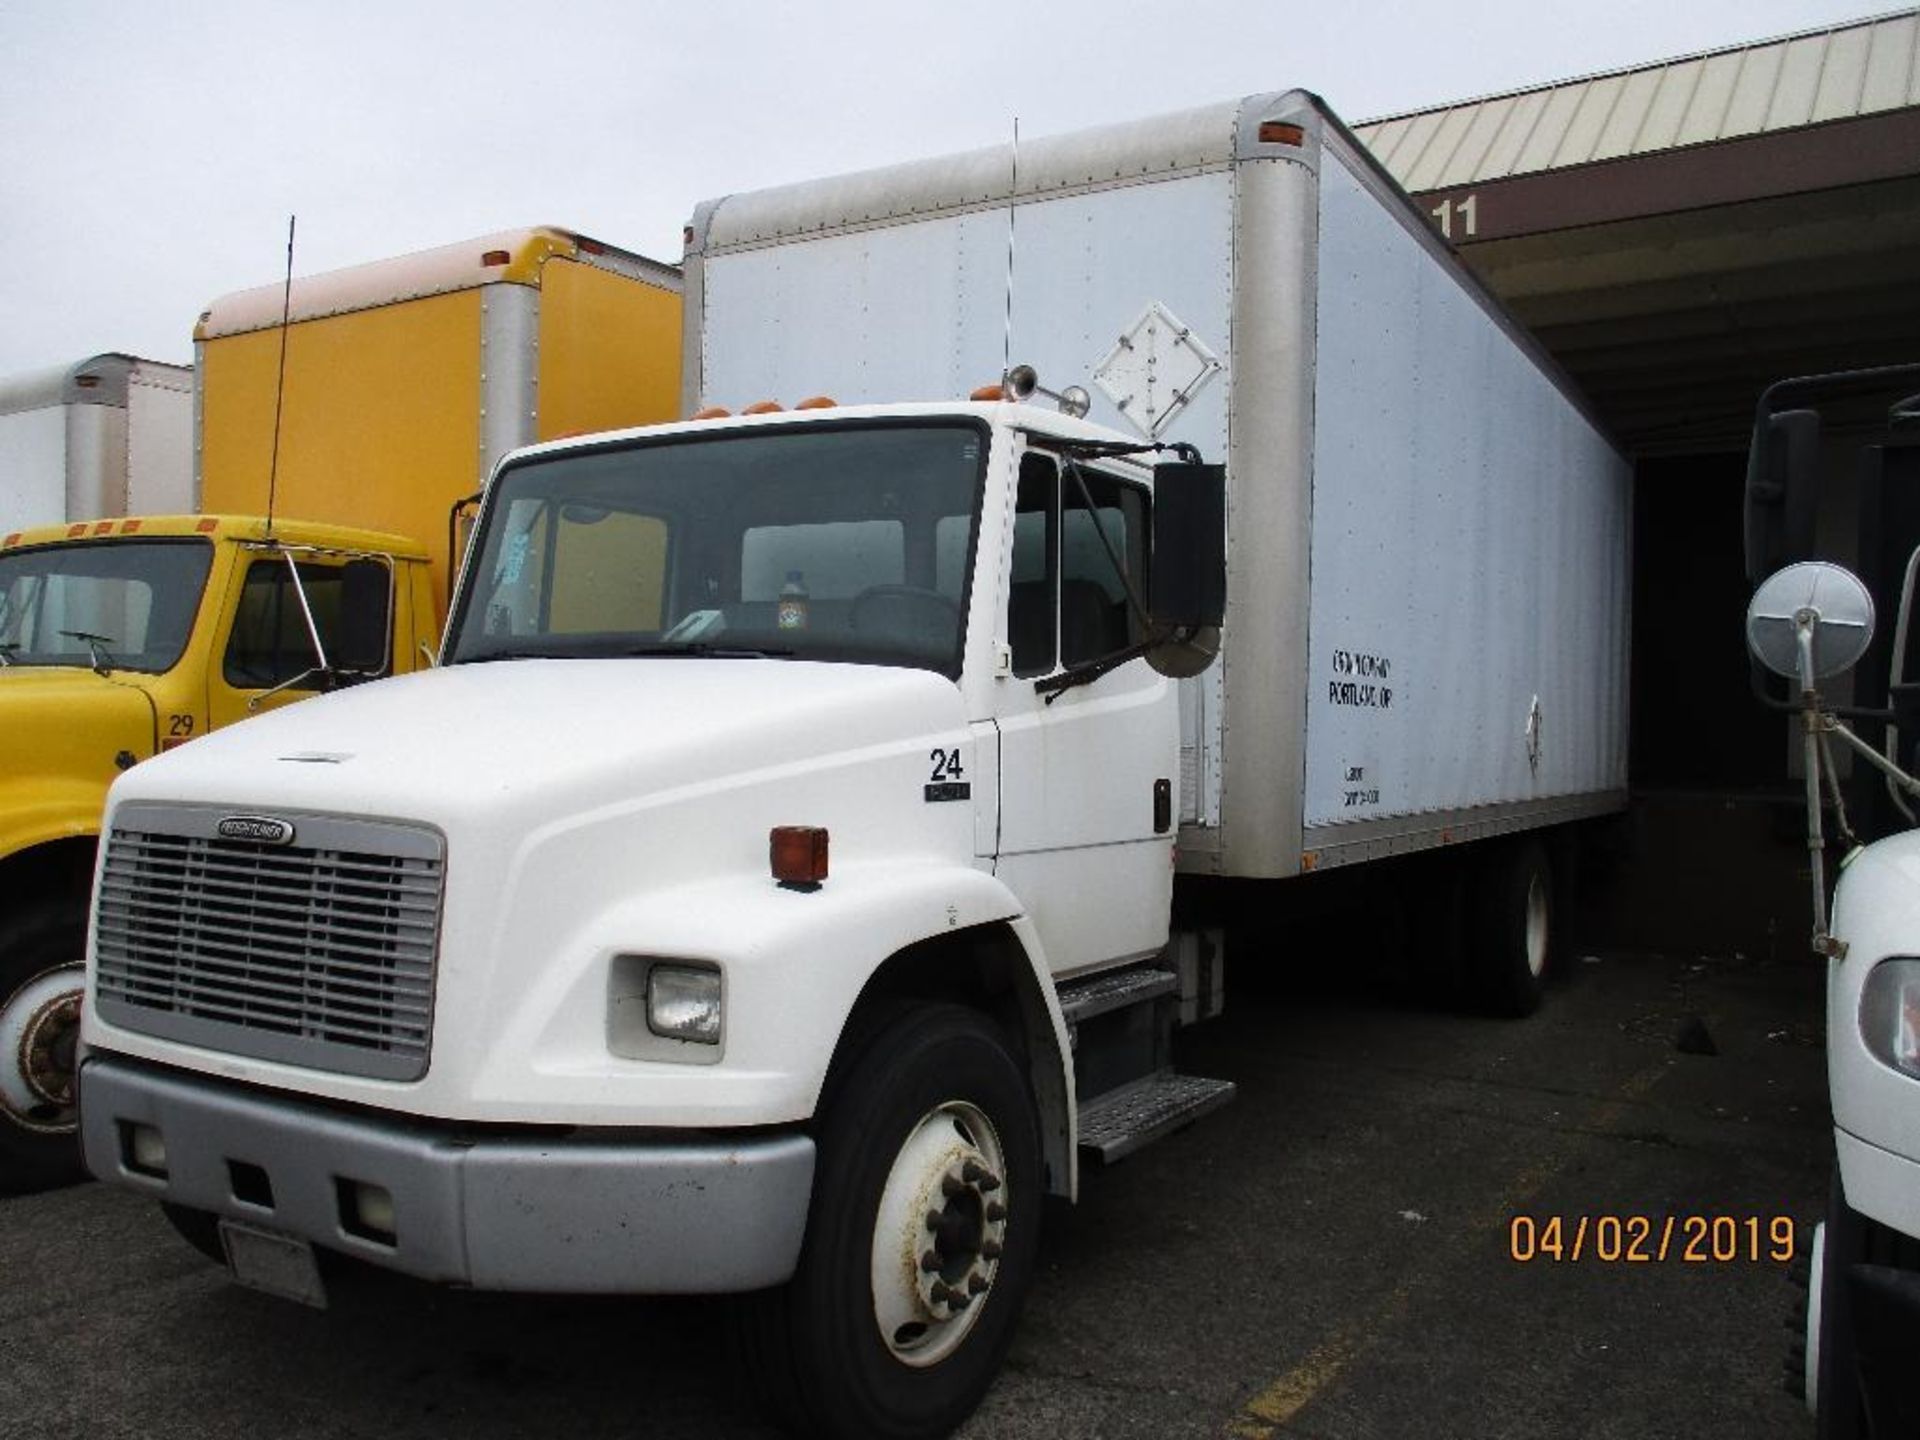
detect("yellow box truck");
top-left (0, 227), bottom-right (681, 1193)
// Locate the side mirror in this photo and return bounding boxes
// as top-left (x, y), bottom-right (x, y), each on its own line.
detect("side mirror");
top-left (1743, 409), bottom-right (1820, 584)
top-left (1147, 461), bottom-right (1225, 678)
top-left (334, 558), bottom-right (393, 674)
top-left (1745, 561), bottom-right (1874, 686)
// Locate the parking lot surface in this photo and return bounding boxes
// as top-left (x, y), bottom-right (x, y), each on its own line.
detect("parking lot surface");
top-left (1, 942), bottom-right (1827, 1439)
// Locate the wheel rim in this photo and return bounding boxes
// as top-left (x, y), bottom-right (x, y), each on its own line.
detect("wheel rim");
top-left (0, 964), bottom-right (84, 1134)
top-left (870, 1099), bottom-right (1009, 1369)
top-left (1523, 873), bottom-right (1549, 979)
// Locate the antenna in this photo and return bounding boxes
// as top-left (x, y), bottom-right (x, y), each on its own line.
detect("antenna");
top-left (1001, 118), bottom-right (1019, 395)
top-left (265, 214), bottom-right (296, 538)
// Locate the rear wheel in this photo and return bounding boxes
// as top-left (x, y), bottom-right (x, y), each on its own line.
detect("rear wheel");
top-left (0, 899), bottom-right (87, 1194)
top-left (1471, 840), bottom-right (1553, 1017)
top-left (736, 1003), bottom-right (1041, 1440)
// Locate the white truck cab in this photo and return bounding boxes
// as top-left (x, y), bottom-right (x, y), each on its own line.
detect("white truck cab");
top-left (1742, 363), bottom-right (1920, 1439)
top-left (78, 398), bottom-right (1228, 1438)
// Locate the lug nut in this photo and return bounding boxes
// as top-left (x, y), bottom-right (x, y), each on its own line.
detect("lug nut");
top-left (942, 1175), bottom-right (965, 1198)
top-left (986, 1202), bottom-right (1007, 1223)
top-left (930, 1280), bottom-right (953, 1303)
top-left (921, 1250), bottom-right (942, 1273)
top-left (968, 1273), bottom-right (989, 1295)
top-left (925, 1210), bottom-right (944, 1232)
top-left (982, 1240), bottom-right (1003, 1261)
top-left (947, 1291), bottom-right (972, 1311)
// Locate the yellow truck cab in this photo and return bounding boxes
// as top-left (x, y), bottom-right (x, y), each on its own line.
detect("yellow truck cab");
top-left (0, 514), bottom-right (435, 1190)
top-left (0, 224), bottom-right (681, 1193)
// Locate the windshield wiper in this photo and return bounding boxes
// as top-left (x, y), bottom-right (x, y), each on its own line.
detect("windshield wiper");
top-left (1035, 639), bottom-right (1154, 703)
top-left (625, 642), bottom-right (794, 659)
top-left (59, 630), bottom-right (118, 676)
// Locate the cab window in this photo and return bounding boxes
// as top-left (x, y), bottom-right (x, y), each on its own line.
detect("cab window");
top-left (223, 561), bottom-right (387, 689)
top-left (1007, 452), bottom-right (1150, 675)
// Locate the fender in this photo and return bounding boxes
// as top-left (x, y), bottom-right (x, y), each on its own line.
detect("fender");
top-left (461, 860), bottom-right (1075, 1143)
top-left (0, 781), bottom-right (108, 868)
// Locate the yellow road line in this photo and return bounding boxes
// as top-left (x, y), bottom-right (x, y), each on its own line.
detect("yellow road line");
top-left (1225, 1056), bottom-right (1674, 1437)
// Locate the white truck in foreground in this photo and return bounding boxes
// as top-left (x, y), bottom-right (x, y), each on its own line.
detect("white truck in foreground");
top-left (1744, 364), bottom-right (1920, 1440)
top-left (77, 92), bottom-right (1629, 1439)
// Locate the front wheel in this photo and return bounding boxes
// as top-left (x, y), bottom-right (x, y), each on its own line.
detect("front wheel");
top-left (0, 900), bottom-right (88, 1195)
top-left (736, 1003), bottom-right (1042, 1440)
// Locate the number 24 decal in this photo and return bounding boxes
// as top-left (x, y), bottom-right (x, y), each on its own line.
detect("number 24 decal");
top-left (930, 748), bottom-right (965, 782)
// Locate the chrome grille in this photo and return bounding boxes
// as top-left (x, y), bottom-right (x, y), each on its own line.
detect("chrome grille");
top-left (94, 805), bottom-right (444, 1081)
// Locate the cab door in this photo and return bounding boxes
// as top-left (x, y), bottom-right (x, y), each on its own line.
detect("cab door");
top-left (991, 448), bottom-right (1177, 977)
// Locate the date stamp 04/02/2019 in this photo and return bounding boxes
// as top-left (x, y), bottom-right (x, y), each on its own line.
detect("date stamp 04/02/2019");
top-left (1509, 1214), bottom-right (1797, 1264)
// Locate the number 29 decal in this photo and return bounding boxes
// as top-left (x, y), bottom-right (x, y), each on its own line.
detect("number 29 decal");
top-left (926, 747), bottom-right (969, 802)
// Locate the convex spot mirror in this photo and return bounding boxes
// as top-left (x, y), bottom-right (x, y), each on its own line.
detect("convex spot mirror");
top-left (1745, 561), bottom-right (1875, 683)
top-left (1147, 461), bottom-right (1225, 679)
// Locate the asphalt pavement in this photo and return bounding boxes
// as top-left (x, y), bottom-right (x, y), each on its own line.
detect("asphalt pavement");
top-left (0, 940), bottom-right (1828, 1439)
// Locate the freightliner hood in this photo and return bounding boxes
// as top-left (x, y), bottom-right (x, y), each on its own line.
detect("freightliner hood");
top-left (105, 658), bottom-right (966, 841)
top-left (91, 658), bottom-right (987, 1126)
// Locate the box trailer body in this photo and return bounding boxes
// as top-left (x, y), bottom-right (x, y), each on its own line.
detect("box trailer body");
top-left (0, 354), bottom-right (193, 532)
top-left (76, 95), bottom-right (1625, 1440)
top-left (197, 226), bottom-right (683, 616)
top-left (687, 90), bottom-right (1631, 882)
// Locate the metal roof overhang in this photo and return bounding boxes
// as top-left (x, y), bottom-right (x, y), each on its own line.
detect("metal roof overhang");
top-left (1402, 108), bottom-right (1920, 453)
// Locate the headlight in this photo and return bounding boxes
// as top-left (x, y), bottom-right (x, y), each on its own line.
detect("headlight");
top-left (647, 964), bottom-right (723, 1045)
top-left (1859, 957), bottom-right (1920, 1078)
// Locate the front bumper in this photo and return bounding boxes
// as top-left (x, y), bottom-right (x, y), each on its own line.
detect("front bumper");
top-left (80, 1054), bottom-right (815, 1293)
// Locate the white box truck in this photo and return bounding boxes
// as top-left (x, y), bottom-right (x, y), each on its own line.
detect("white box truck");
top-left (0, 354), bottom-right (192, 532)
top-left (76, 92), bottom-right (1629, 1439)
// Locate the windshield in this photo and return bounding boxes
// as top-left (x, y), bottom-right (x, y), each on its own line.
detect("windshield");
top-left (446, 420), bottom-right (987, 677)
top-left (0, 538), bottom-right (214, 674)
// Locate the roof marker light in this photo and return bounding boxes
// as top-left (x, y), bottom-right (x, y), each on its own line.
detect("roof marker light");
top-left (67, 524), bottom-right (86, 538)
top-left (795, 395), bottom-right (837, 410)
top-left (970, 383), bottom-right (1005, 401)
top-left (2, 534), bottom-right (19, 548)
top-left (691, 406), bottom-right (733, 420)
top-left (742, 400), bottom-right (783, 415)
top-left (196, 518), bottom-right (218, 533)
top-left (480, 249), bottom-right (511, 267)
top-left (121, 519), bottom-right (142, 533)
top-left (1258, 121), bottom-right (1306, 146)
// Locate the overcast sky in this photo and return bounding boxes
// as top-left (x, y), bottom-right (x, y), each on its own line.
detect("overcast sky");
top-left (0, 0), bottom-right (1889, 376)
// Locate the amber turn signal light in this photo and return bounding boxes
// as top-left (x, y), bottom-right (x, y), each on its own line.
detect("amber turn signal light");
top-left (770, 826), bottom-right (829, 888)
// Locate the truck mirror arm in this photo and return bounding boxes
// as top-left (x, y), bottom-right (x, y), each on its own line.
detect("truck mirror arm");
top-left (280, 548), bottom-right (331, 675)
top-left (1063, 459), bottom-right (1150, 631)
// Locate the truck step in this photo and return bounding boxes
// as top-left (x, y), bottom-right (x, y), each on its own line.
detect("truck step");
top-left (1076, 1071), bottom-right (1236, 1163)
top-left (1057, 966), bottom-right (1179, 1026)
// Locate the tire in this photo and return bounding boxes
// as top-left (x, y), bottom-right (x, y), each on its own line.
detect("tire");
top-left (1810, 1173), bottom-right (1868, 1438)
top-left (1471, 839), bottom-right (1553, 1018)
top-left (735, 1003), bottom-right (1042, 1440)
top-left (0, 898), bottom-right (88, 1195)
top-left (1407, 855), bottom-right (1472, 1006)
